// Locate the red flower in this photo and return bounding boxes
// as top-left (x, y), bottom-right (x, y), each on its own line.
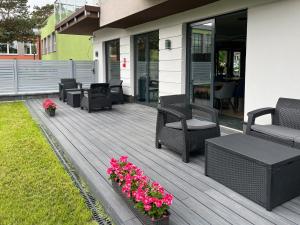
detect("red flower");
top-left (43, 99), bottom-right (57, 110)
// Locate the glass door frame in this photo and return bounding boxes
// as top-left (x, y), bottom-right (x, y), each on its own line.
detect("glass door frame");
top-left (133, 30), bottom-right (159, 105)
top-left (105, 38), bottom-right (120, 82)
top-left (186, 19), bottom-right (216, 107)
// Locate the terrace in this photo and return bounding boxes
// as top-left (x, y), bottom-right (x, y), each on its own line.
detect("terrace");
top-left (26, 98), bottom-right (300, 225)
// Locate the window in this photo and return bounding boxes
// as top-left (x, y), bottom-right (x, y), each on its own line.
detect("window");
top-left (217, 50), bottom-right (229, 75)
top-left (47, 35), bottom-right (51, 53)
top-left (0, 43), bottom-right (8, 54)
top-left (43, 38), bottom-right (47, 54)
top-left (0, 42), bottom-right (18, 54)
top-left (8, 41), bottom-right (18, 54)
top-left (233, 51), bottom-right (241, 76)
top-left (105, 39), bottom-right (120, 81)
top-left (24, 43), bottom-right (37, 55)
top-left (52, 32), bottom-right (56, 52)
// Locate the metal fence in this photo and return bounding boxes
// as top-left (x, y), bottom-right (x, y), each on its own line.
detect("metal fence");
top-left (0, 60), bottom-right (98, 96)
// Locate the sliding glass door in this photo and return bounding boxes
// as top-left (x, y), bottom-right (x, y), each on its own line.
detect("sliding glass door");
top-left (188, 19), bottom-right (215, 106)
top-left (134, 31), bottom-right (159, 106)
top-left (105, 39), bottom-right (120, 81)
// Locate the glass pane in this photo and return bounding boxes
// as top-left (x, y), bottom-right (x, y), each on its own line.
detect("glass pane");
top-left (136, 36), bottom-right (147, 102)
top-left (8, 41), bottom-right (17, 54)
top-left (31, 44), bottom-right (37, 54)
top-left (0, 43), bottom-right (8, 54)
top-left (106, 39), bottom-right (120, 80)
top-left (217, 50), bottom-right (228, 75)
top-left (24, 43), bottom-right (31, 54)
top-left (148, 31), bottom-right (159, 103)
top-left (189, 20), bottom-right (214, 106)
top-left (233, 51), bottom-right (241, 76)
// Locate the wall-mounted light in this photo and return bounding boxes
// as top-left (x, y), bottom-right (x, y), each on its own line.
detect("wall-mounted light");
top-left (165, 39), bottom-right (171, 50)
top-left (95, 51), bottom-right (98, 58)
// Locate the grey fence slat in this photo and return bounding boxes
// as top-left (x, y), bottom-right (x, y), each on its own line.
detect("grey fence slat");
top-left (0, 60), bottom-right (15, 94)
top-left (0, 60), bottom-right (97, 95)
top-left (74, 60), bottom-right (96, 88)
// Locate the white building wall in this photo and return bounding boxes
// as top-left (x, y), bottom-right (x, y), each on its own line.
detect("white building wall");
top-left (93, 0), bottom-right (281, 109)
top-left (245, 0), bottom-right (300, 124)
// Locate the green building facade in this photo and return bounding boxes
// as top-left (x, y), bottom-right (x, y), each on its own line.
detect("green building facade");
top-left (40, 14), bottom-right (93, 60)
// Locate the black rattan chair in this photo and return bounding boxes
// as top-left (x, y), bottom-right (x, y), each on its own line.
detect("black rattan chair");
top-left (246, 98), bottom-right (300, 148)
top-left (80, 83), bottom-right (112, 113)
top-left (109, 79), bottom-right (124, 104)
top-left (59, 78), bottom-right (82, 102)
top-left (156, 94), bottom-right (220, 163)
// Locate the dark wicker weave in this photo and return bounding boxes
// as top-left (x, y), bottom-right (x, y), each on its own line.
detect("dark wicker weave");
top-left (156, 94), bottom-right (220, 163)
top-left (246, 98), bottom-right (300, 148)
top-left (205, 134), bottom-right (300, 211)
top-left (109, 79), bottom-right (124, 104)
top-left (59, 78), bottom-right (82, 102)
top-left (67, 91), bottom-right (81, 108)
top-left (80, 83), bottom-right (112, 113)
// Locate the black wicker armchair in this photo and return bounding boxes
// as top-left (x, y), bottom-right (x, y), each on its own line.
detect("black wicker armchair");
top-left (59, 78), bottom-right (82, 102)
top-left (109, 79), bottom-right (124, 104)
top-left (80, 83), bottom-right (112, 113)
top-left (246, 98), bottom-right (300, 148)
top-left (156, 94), bottom-right (220, 163)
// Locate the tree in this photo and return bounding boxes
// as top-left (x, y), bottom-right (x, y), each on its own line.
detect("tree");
top-left (0, 0), bottom-right (35, 43)
top-left (31, 4), bottom-right (54, 29)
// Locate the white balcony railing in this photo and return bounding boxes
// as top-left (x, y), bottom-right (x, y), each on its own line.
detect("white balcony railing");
top-left (54, 0), bottom-right (100, 24)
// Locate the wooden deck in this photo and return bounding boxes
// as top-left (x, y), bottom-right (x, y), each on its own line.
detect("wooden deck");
top-left (27, 99), bottom-right (300, 225)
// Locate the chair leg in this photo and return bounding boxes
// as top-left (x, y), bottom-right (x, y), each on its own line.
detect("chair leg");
top-left (155, 139), bottom-right (161, 149)
top-left (182, 150), bottom-right (190, 163)
top-left (219, 99), bottom-right (223, 115)
top-left (182, 139), bottom-right (190, 163)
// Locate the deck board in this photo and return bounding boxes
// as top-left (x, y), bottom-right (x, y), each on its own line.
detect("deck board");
top-left (27, 99), bottom-right (300, 225)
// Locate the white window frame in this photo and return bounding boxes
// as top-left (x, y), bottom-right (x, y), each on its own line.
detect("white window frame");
top-left (0, 42), bottom-right (18, 55)
top-left (0, 43), bottom-right (9, 55)
top-left (24, 43), bottom-right (37, 55)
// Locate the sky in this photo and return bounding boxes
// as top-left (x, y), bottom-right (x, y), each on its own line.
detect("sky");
top-left (27, 0), bottom-right (54, 10)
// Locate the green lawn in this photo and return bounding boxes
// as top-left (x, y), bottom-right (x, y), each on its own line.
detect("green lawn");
top-left (0, 102), bottom-right (97, 225)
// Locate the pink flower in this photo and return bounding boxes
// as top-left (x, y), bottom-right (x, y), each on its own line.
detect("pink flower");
top-left (107, 168), bottom-right (114, 175)
top-left (154, 199), bottom-right (163, 208)
top-left (143, 196), bottom-right (153, 205)
top-left (144, 204), bottom-right (152, 211)
top-left (163, 194), bottom-right (173, 206)
top-left (120, 156), bottom-right (128, 163)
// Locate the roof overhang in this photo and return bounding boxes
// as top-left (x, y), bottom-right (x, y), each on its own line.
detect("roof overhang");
top-left (55, 0), bottom-right (218, 35)
top-left (102, 0), bottom-right (219, 28)
top-left (55, 5), bottom-right (100, 35)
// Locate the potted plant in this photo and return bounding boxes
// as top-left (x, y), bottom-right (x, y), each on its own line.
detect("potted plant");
top-left (43, 99), bottom-right (57, 117)
top-left (107, 156), bottom-right (172, 225)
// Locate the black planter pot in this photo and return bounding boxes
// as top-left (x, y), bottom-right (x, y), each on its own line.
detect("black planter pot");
top-left (45, 108), bottom-right (56, 117)
top-left (111, 181), bottom-right (169, 225)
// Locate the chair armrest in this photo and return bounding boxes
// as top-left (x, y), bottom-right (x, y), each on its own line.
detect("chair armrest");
top-left (157, 106), bottom-right (188, 132)
top-left (110, 85), bottom-right (122, 88)
top-left (59, 83), bottom-right (63, 91)
top-left (190, 104), bottom-right (219, 124)
top-left (247, 107), bottom-right (275, 118)
top-left (157, 106), bottom-right (186, 120)
top-left (246, 107), bottom-right (275, 134)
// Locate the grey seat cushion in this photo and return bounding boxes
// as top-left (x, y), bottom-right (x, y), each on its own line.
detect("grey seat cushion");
top-left (251, 125), bottom-right (300, 141)
top-left (166, 118), bottom-right (216, 130)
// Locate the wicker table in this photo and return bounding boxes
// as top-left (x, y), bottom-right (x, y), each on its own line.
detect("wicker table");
top-left (67, 91), bottom-right (81, 108)
top-left (205, 134), bottom-right (300, 211)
